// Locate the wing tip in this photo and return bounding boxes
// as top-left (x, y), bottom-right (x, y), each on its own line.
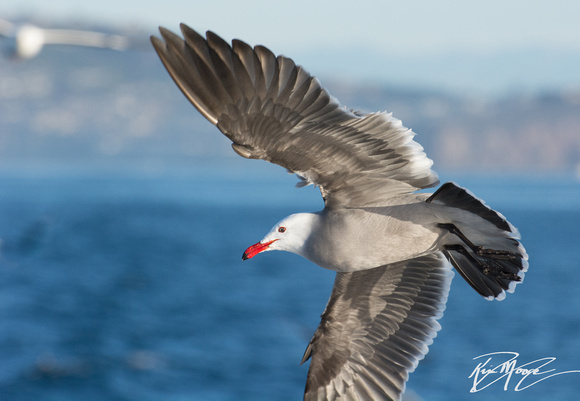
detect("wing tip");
top-left (300, 342), bottom-right (313, 365)
top-left (150, 26), bottom-right (169, 51)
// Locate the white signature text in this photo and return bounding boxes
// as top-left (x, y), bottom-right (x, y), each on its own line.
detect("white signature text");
top-left (469, 351), bottom-right (580, 392)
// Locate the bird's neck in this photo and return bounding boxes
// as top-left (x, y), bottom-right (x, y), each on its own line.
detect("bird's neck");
top-left (285, 212), bottom-right (322, 257)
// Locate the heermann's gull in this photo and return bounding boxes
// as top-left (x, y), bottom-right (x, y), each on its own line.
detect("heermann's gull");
top-left (150, 25), bottom-right (528, 401)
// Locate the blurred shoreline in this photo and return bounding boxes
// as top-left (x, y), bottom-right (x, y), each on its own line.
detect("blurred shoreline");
top-left (1, 19), bottom-right (579, 173)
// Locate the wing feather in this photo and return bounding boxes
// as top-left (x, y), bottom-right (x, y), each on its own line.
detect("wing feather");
top-left (302, 253), bottom-right (453, 401)
top-left (151, 25), bottom-right (439, 207)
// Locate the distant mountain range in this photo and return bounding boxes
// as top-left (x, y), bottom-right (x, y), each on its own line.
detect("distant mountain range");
top-left (0, 22), bottom-right (579, 173)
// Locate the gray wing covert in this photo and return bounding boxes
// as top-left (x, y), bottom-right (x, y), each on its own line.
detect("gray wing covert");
top-left (302, 253), bottom-right (454, 401)
top-left (151, 25), bottom-right (439, 207)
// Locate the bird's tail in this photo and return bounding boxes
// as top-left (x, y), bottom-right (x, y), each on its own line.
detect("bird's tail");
top-left (427, 182), bottom-right (528, 301)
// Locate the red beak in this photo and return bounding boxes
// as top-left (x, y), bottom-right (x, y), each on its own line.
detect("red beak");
top-left (242, 239), bottom-right (278, 260)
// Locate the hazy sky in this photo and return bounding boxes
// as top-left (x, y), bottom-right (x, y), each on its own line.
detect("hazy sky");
top-left (3, 0), bottom-right (580, 54)
top-left (2, 0), bottom-right (580, 94)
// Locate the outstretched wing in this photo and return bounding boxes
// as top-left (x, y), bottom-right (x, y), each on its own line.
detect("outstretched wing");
top-left (302, 253), bottom-right (453, 401)
top-left (151, 25), bottom-right (439, 208)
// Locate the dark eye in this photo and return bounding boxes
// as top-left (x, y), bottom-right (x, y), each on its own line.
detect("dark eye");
top-left (278, 226), bottom-right (286, 233)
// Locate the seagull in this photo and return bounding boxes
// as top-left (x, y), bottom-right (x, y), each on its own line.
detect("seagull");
top-left (151, 24), bottom-right (528, 401)
top-left (0, 18), bottom-right (129, 59)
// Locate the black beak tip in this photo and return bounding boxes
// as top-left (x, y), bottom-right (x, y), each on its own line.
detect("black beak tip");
top-left (242, 252), bottom-right (248, 261)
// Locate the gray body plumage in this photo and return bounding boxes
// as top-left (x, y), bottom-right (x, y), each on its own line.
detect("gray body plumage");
top-left (151, 25), bottom-right (528, 401)
top-left (299, 196), bottom-right (441, 272)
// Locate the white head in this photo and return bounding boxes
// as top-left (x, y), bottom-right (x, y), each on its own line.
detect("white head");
top-left (242, 213), bottom-right (319, 260)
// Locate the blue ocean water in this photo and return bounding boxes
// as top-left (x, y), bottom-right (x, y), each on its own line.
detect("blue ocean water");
top-left (1, 163), bottom-right (579, 401)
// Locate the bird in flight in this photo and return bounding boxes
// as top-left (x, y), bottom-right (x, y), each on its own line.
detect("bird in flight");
top-left (0, 18), bottom-right (129, 59)
top-left (151, 24), bottom-right (528, 401)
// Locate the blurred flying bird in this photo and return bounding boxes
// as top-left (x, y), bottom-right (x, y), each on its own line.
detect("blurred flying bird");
top-left (0, 18), bottom-right (129, 59)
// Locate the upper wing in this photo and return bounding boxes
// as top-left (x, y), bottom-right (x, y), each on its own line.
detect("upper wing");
top-left (0, 18), bottom-right (14, 37)
top-left (302, 253), bottom-right (453, 401)
top-left (42, 29), bottom-right (129, 50)
top-left (151, 24), bottom-right (439, 208)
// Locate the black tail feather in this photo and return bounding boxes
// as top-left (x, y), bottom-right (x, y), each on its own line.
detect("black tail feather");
top-left (431, 182), bottom-right (528, 301)
top-left (443, 245), bottom-right (520, 300)
top-left (427, 182), bottom-right (512, 232)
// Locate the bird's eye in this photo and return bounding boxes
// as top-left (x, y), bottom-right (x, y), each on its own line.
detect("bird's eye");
top-left (278, 226), bottom-right (286, 233)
